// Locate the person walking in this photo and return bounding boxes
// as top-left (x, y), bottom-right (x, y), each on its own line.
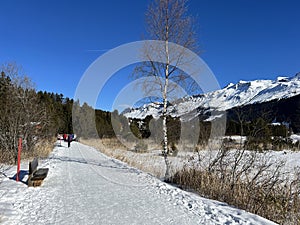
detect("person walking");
top-left (67, 134), bottom-right (72, 148)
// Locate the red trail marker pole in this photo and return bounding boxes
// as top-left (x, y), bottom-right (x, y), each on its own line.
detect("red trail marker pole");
top-left (16, 137), bottom-right (22, 182)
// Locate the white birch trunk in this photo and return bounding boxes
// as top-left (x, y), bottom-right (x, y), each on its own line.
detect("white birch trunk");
top-left (162, 14), bottom-right (171, 180)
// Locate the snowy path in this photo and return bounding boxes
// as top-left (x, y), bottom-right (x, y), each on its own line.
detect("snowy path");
top-left (0, 141), bottom-right (277, 224)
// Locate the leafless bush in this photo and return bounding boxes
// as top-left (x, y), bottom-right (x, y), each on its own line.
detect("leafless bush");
top-left (171, 146), bottom-right (300, 224)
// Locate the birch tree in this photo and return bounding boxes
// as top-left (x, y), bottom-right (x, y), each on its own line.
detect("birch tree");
top-left (134, 0), bottom-right (198, 180)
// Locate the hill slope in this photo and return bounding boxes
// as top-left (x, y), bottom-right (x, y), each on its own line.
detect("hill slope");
top-left (124, 73), bottom-right (300, 122)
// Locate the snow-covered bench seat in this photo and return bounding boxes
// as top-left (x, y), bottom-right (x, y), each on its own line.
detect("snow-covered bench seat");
top-left (27, 158), bottom-right (49, 187)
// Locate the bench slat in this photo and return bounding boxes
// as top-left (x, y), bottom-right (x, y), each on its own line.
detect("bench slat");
top-left (31, 168), bottom-right (49, 181)
top-left (29, 158), bottom-right (38, 175)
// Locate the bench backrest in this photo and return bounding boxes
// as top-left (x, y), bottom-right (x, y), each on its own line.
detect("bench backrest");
top-left (29, 158), bottom-right (38, 175)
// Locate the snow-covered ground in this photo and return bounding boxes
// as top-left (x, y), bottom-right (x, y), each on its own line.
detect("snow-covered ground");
top-left (0, 141), bottom-right (277, 225)
top-left (290, 134), bottom-right (300, 144)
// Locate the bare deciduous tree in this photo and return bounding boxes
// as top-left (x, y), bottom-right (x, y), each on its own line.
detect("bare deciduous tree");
top-left (134, 0), bottom-right (198, 180)
top-left (0, 62), bottom-right (47, 163)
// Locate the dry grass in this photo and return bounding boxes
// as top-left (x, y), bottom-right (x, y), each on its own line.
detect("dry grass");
top-left (81, 138), bottom-right (167, 177)
top-left (171, 152), bottom-right (300, 225)
top-left (0, 138), bottom-right (55, 181)
top-left (33, 138), bottom-right (55, 158)
top-left (21, 138), bottom-right (55, 161)
top-left (172, 167), bottom-right (300, 224)
top-left (0, 150), bottom-right (14, 164)
top-left (1, 138), bottom-right (55, 164)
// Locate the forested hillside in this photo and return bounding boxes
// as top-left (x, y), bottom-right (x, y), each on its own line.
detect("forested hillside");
top-left (1, 62), bottom-right (299, 164)
top-left (126, 94), bottom-right (300, 151)
top-left (0, 65), bottom-right (72, 163)
top-left (0, 64), bottom-right (123, 163)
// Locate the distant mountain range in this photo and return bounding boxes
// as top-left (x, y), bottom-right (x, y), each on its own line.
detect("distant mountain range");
top-left (124, 73), bottom-right (300, 132)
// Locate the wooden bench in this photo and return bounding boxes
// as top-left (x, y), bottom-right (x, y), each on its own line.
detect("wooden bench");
top-left (27, 158), bottom-right (49, 187)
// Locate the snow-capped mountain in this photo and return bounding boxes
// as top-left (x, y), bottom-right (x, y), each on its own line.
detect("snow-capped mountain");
top-left (124, 73), bottom-right (300, 120)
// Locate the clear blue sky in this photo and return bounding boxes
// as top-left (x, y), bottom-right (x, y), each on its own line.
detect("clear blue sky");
top-left (1, 0), bottom-right (299, 111)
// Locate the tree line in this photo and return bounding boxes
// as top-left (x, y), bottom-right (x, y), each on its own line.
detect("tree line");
top-left (0, 63), bottom-right (73, 162)
top-left (1, 61), bottom-right (298, 164)
top-left (0, 63), bottom-right (119, 163)
top-left (0, 63), bottom-right (133, 163)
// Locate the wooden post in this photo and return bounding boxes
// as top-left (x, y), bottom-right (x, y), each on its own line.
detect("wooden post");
top-left (16, 137), bottom-right (22, 182)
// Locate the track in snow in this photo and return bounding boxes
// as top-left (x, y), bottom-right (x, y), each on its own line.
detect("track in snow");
top-left (0, 141), bottom-right (277, 225)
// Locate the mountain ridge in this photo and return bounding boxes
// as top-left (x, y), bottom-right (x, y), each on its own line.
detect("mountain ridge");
top-left (124, 73), bottom-right (300, 121)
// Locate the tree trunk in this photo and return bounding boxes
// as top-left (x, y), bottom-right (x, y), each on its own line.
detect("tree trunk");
top-left (135, 0), bottom-right (198, 180)
top-left (162, 105), bottom-right (170, 180)
top-left (162, 24), bottom-right (171, 181)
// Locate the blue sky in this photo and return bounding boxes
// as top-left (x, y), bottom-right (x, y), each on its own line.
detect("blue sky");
top-left (1, 0), bottom-right (299, 111)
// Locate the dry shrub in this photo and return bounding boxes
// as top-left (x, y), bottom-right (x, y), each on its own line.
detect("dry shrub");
top-left (21, 138), bottom-right (55, 160)
top-left (0, 150), bottom-right (15, 164)
top-left (0, 138), bottom-right (54, 182)
top-left (33, 138), bottom-right (55, 158)
top-left (171, 148), bottom-right (300, 224)
top-left (0, 138), bottom-right (55, 164)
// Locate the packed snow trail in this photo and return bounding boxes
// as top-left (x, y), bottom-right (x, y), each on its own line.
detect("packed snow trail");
top-left (0, 141), bottom-right (277, 224)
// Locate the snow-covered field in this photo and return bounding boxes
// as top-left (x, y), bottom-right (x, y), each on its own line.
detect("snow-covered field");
top-left (85, 138), bottom-right (300, 182)
top-left (0, 141), bottom-right (277, 224)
